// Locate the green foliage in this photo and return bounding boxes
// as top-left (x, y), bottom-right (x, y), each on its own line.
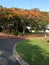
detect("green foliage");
top-left (12, 29), bottom-right (18, 35)
top-left (0, 6), bottom-right (49, 35)
top-left (30, 16), bottom-right (40, 31)
top-left (38, 16), bottom-right (48, 33)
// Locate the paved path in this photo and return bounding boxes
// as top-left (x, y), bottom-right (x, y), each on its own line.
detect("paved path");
top-left (0, 33), bottom-right (23, 65)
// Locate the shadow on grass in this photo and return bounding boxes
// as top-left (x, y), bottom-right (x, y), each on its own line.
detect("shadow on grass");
top-left (16, 40), bottom-right (49, 65)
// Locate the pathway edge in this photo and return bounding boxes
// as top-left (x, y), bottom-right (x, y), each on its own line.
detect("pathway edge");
top-left (13, 41), bottom-right (29, 65)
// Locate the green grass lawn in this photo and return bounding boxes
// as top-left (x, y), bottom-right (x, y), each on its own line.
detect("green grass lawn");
top-left (16, 38), bottom-right (49, 65)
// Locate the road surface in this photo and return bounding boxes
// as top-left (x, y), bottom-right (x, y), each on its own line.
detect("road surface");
top-left (0, 36), bottom-right (22, 65)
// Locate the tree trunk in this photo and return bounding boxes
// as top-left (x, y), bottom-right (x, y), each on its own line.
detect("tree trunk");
top-left (44, 28), bottom-right (46, 38)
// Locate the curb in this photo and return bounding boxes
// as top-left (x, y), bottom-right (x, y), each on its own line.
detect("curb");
top-left (13, 42), bottom-right (29, 65)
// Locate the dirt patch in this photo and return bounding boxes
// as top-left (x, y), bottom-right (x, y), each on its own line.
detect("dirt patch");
top-left (0, 32), bottom-right (49, 39)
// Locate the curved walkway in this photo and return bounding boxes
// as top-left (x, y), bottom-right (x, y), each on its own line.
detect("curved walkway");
top-left (0, 33), bottom-right (24, 65)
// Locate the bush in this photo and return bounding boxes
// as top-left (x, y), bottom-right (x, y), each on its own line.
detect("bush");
top-left (12, 30), bottom-right (19, 35)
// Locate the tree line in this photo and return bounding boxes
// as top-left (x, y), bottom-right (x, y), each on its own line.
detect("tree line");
top-left (0, 5), bottom-right (49, 35)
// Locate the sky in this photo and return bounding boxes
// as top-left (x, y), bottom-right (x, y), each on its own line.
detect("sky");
top-left (0, 0), bottom-right (49, 11)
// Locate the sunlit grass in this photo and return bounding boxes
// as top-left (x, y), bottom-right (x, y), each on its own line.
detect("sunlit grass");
top-left (16, 38), bottom-right (49, 65)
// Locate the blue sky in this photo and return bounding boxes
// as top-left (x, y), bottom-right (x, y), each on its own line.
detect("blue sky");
top-left (0, 0), bottom-right (49, 11)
